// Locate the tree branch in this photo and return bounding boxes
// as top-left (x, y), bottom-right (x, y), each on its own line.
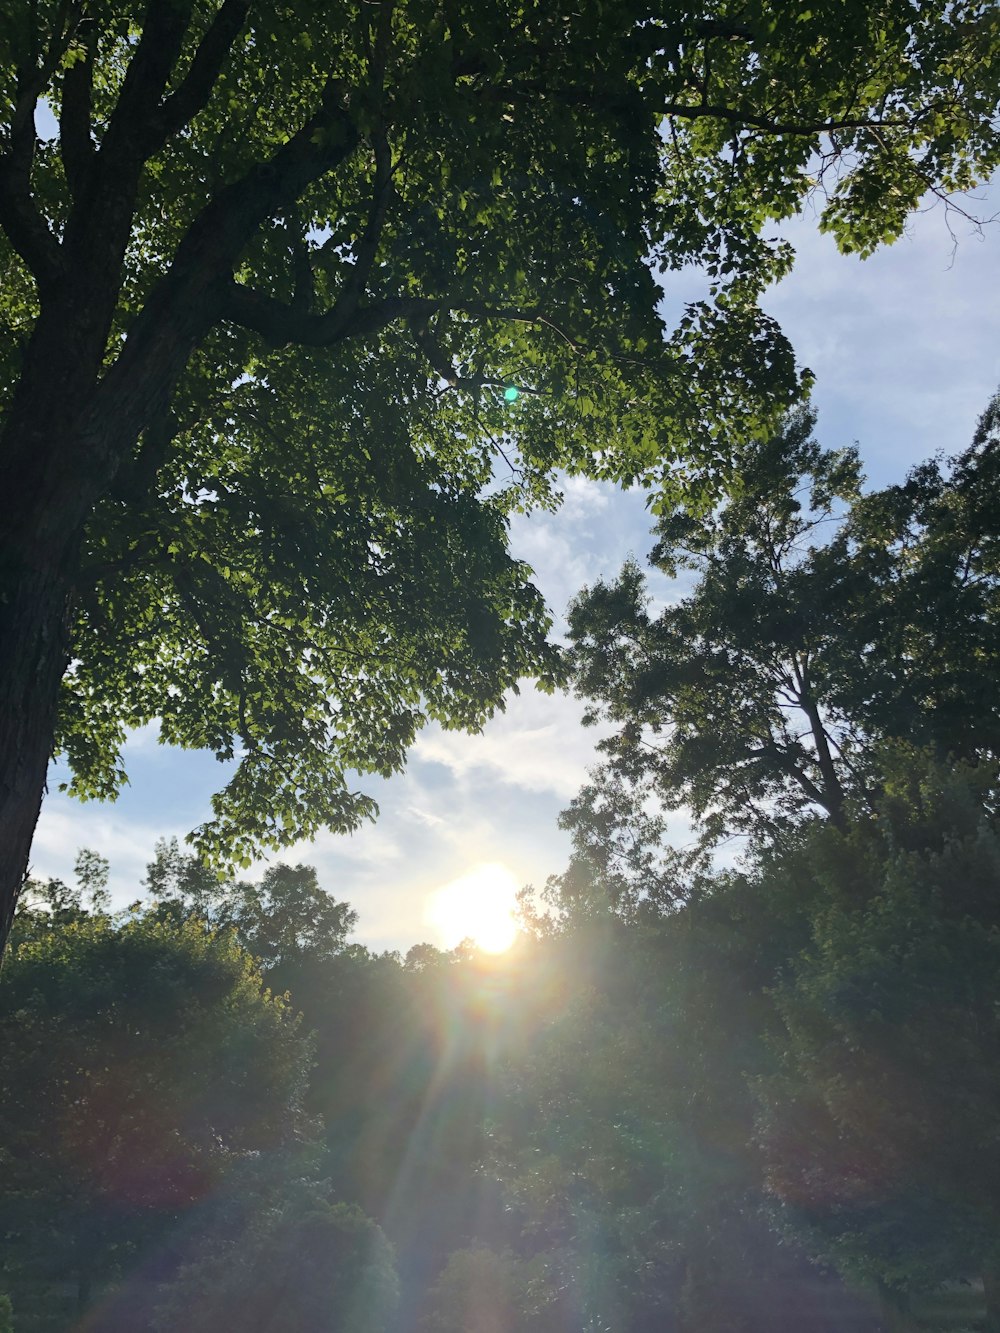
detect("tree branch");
top-left (287, 210), bottom-right (316, 311)
top-left (494, 76), bottom-right (911, 139)
top-left (59, 23), bottom-right (96, 199)
top-left (222, 281), bottom-right (440, 345)
top-left (663, 100), bottom-right (911, 138)
top-left (0, 7), bottom-right (75, 286)
top-left (153, 0), bottom-right (254, 145)
top-left (328, 121), bottom-right (395, 329)
top-left (693, 19), bottom-right (755, 42)
top-left (99, 0), bottom-right (196, 166)
top-left (87, 86), bottom-right (362, 451)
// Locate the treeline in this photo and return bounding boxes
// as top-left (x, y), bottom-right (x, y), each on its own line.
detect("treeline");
top-left (4, 394), bottom-right (1000, 1331)
top-left (0, 853), bottom-right (530, 1331)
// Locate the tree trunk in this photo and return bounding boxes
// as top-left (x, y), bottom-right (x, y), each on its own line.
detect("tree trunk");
top-left (0, 550), bottom-right (76, 956)
top-left (800, 692), bottom-right (846, 829)
top-left (0, 306), bottom-right (107, 957)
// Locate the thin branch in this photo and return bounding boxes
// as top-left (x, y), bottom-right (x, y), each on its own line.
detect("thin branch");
top-left (495, 76), bottom-right (914, 138)
top-left (328, 121), bottom-right (394, 328)
top-left (0, 2), bottom-right (76, 284)
top-left (693, 19), bottom-right (754, 42)
top-left (283, 207), bottom-right (316, 311)
top-left (664, 100), bottom-right (913, 138)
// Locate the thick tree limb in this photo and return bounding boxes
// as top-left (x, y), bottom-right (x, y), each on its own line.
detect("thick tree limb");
top-left (0, 165), bottom-right (62, 286)
top-left (59, 26), bottom-right (96, 199)
top-left (222, 281), bottom-right (440, 345)
top-left (99, 0), bottom-right (196, 166)
top-left (85, 85), bottom-right (362, 455)
top-left (221, 274), bottom-right (596, 352)
top-left (0, 65), bottom-right (66, 285)
top-left (153, 0), bottom-right (254, 145)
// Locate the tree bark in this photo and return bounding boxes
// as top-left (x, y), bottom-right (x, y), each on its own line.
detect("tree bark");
top-left (0, 298), bottom-right (111, 956)
top-left (0, 226), bottom-right (206, 956)
top-left (799, 691), bottom-right (847, 829)
top-left (0, 563), bottom-right (74, 952)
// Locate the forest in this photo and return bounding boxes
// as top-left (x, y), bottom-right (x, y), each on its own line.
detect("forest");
top-left (2, 0), bottom-right (1000, 1329)
top-left (5, 397), bottom-right (1000, 1331)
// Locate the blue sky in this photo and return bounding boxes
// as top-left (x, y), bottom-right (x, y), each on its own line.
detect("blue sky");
top-left (31, 188), bottom-right (1000, 950)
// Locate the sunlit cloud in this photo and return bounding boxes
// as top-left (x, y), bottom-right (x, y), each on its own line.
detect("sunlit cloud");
top-left (414, 687), bottom-right (607, 801)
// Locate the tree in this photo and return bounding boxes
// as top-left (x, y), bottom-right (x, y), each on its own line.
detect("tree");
top-left (566, 394), bottom-right (1000, 869)
top-left (144, 838), bottom-right (358, 981)
top-left (491, 884), bottom-right (884, 1332)
top-left (754, 753), bottom-right (1000, 1323)
top-left (1, 1), bottom-right (998, 951)
top-left (421, 1246), bottom-right (525, 1333)
top-left (153, 1194), bottom-right (399, 1333)
top-left (0, 909), bottom-right (310, 1319)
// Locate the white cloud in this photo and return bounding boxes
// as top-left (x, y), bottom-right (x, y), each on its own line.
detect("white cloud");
top-left (763, 185), bottom-right (1000, 479)
top-left (404, 804), bottom-right (447, 829)
top-left (511, 480), bottom-right (657, 634)
top-left (124, 720), bottom-right (162, 752)
top-left (413, 686), bottom-right (605, 802)
top-left (30, 797), bottom-right (184, 905)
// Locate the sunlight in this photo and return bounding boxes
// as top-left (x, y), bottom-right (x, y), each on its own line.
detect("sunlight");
top-left (425, 863), bottom-right (520, 953)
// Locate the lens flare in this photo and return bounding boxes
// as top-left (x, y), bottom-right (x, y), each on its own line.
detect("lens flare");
top-left (426, 864), bottom-right (519, 953)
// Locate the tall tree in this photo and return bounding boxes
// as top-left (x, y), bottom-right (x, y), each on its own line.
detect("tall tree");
top-left (0, 908), bottom-right (310, 1320)
top-left (755, 754), bottom-right (1000, 1325)
top-left (566, 394), bottom-right (1000, 869)
top-left (2, 1), bottom-right (998, 952)
top-left (144, 838), bottom-right (358, 983)
top-left (152, 1194), bottom-right (399, 1333)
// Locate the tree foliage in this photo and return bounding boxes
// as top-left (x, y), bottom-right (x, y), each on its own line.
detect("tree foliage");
top-left (755, 754), bottom-right (1000, 1300)
top-left (1, 0), bottom-right (998, 943)
top-left (154, 1193), bottom-right (399, 1333)
top-left (10, 393), bottom-right (1000, 1325)
top-left (566, 394), bottom-right (1000, 870)
top-left (0, 906), bottom-right (310, 1318)
top-left (144, 837), bottom-right (358, 976)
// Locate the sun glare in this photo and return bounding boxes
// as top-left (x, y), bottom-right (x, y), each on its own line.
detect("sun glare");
top-left (426, 863), bottom-right (520, 954)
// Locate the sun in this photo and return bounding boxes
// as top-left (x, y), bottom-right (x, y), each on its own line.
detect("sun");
top-left (426, 863), bottom-right (520, 954)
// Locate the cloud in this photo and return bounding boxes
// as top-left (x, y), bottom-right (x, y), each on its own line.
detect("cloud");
top-left (763, 184), bottom-right (1000, 479)
top-left (413, 686), bottom-right (605, 802)
top-left (30, 797), bottom-right (184, 905)
top-left (124, 720), bottom-right (162, 752)
top-left (511, 479), bottom-right (658, 634)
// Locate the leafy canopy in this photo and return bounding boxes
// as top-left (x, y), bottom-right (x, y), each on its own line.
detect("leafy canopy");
top-left (1, 0), bottom-right (997, 866)
top-left (566, 394), bottom-right (1000, 865)
top-left (0, 905), bottom-right (310, 1312)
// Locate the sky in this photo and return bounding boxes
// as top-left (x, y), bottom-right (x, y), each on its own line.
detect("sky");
top-left (31, 186), bottom-right (1000, 952)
